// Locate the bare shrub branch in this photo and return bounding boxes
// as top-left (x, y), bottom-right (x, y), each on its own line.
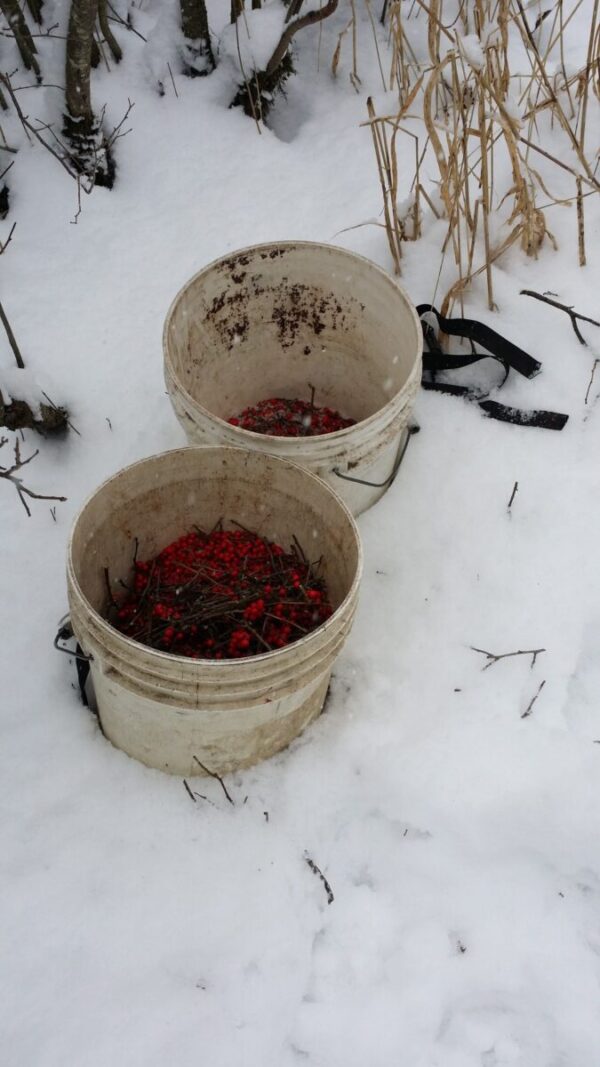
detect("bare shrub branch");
top-left (0, 437), bottom-right (66, 516)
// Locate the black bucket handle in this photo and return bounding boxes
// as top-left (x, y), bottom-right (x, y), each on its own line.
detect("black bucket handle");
top-left (333, 424), bottom-right (420, 489)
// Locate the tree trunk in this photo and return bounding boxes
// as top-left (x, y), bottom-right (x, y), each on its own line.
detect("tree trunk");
top-left (285, 0), bottom-right (304, 21)
top-left (180, 0), bottom-right (214, 74)
top-left (231, 0), bottom-right (338, 118)
top-left (0, 0), bottom-right (41, 79)
top-left (266, 0), bottom-right (338, 75)
top-left (65, 0), bottom-right (99, 131)
top-left (25, 0), bottom-right (43, 25)
top-left (98, 0), bottom-right (122, 62)
top-left (64, 0), bottom-right (114, 186)
top-left (231, 0), bottom-right (244, 23)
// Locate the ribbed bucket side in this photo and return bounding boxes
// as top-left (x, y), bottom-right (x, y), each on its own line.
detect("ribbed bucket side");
top-left (67, 447), bottom-right (363, 775)
top-left (164, 242), bottom-right (422, 515)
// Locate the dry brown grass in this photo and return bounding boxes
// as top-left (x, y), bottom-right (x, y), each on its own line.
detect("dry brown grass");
top-left (365, 0), bottom-right (599, 313)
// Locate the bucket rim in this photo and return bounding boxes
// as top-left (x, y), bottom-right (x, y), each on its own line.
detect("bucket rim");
top-left (67, 445), bottom-right (363, 670)
top-left (162, 240), bottom-right (423, 444)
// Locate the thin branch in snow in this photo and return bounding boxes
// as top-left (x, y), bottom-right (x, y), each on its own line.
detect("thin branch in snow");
top-left (508, 480), bottom-right (519, 511)
top-left (305, 853), bottom-right (334, 904)
top-left (183, 779), bottom-right (215, 805)
top-left (0, 298), bottom-right (25, 367)
top-left (233, 14), bottom-right (263, 133)
top-left (0, 72), bottom-right (94, 189)
top-left (166, 63), bottom-right (179, 98)
top-left (520, 289), bottom-right (600, 346)
top-left (0, 74), bottom-right (72, 174)
top-left (40, 391), bottom-right (77, 436)
top-left (183, 778), bottom-right (196, 802)
top-left (471, 646), bottom-right (546, 670)
top-left (107, 3), bottom-right (147, 43)
top-left (576, 178), bottom-right (586, 267)
top-left (9, 82), bottom-right (66, 91)
top-left (585, 359), bottom-right (599, 406)
top-left (192, 755), bottom-right (234, 804)
top-left (104, 98), bottom-right (135, 150)
top-left (521, 679), bottom-right (546, 718)
top-left (0, 437), bottom-right (67, 517)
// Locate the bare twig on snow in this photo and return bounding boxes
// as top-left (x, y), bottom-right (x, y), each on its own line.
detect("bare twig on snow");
top-left (520, 289), bottom-right (600, 346)
top-left (193, 755), bottom-right (234, 804)
top-left (305, 853), bottom-right (334, 904)
top-left (0, 437), bottom-right (66, 516)
top-left (585, 359), bottom-right (600, 405)
top-left (521, 679), bottom-right (546, 718)
top-left (471, 646), bottom-right (546, 670)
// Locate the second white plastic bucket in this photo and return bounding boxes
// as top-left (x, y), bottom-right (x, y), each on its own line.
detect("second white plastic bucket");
top-left (164, 242), bottom-right (422, 516)
top-left (67, 447), bottom-right (362, 777)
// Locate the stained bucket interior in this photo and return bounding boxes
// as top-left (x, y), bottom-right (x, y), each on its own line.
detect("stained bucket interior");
top-left (70, 448), bottom-right (361, 635)
top-left (164, 243), bottom-right (421, 426)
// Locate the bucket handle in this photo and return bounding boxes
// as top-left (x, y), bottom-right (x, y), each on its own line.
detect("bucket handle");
top-left (54, 614), bottom-right (93, 662)
top-left (333, 424), bottom-right (419, 489)
top-left (54, 614), bottom-right (93, 707)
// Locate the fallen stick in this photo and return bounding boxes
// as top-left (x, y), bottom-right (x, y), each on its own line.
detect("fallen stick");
top-left (471, 646), bottom-right (545, 670)
top-left (305, 853), bottom-right (334, 905)
top-left (520, 290), bottom-right (600, 347)
top-left (192, 756), bottom-right (234, 804)
top-left (521, 679), bottom-right (546, 719)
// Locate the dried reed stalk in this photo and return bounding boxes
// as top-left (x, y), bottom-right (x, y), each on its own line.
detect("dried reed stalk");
top-left (366, 97), bottom-right (403, 273)
top-left (366, 0), bottom-right (597, 312)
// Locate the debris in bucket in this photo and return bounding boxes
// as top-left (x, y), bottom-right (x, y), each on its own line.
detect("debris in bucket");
top-left (107, 523), bottom-right (333, 659)
top-left (229, 395), bottom-right (355, 437)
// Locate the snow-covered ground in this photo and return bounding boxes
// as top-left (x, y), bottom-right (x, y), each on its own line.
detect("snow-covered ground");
top-left (2, 2), bottom-right (600, 1064)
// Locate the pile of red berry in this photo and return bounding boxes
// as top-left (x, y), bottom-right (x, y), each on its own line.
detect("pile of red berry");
top-left (229, 396), bottom-right (355, 437)
top-left (108, 523), bottom-right (333, 660)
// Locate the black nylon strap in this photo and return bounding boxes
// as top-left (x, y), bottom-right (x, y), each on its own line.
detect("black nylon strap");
top-left (418, 306), bottom-right (568, 431)
top-left (417, 304), bottom-right (542, 379)
top-left (479, 400), bottom-right (569, 430)
top-left (422, 381), bottom-right (480, 399)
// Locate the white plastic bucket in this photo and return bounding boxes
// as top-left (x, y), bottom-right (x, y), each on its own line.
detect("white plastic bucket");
top-left (163, 242), bottom-right (422, 516)
top-left (67, 447), bottom-right (362, 777)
